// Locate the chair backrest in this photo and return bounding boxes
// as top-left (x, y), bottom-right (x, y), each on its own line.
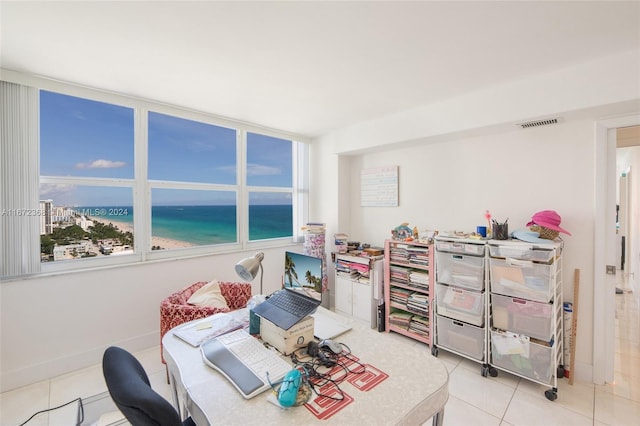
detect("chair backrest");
top-left (103, 346), bottom-right (183, 426)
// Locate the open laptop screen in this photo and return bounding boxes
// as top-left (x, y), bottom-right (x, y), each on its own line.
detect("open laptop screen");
top-left (284, 251), bottom-right (323, 303)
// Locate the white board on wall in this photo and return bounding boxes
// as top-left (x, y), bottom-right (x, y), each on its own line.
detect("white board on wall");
top-left (361, 166), bottom-right (398, 207)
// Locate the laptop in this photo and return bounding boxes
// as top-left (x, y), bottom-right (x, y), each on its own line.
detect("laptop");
top-left (251, 251), bottom-right (323, 330)
top-left (311, 306), bottom-right (353, 340)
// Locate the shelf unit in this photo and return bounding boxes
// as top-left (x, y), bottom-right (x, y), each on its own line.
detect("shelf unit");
top-left (334, 252), bottom-right (384, 328)
top-left (487, 239), bottom-right (564, 401)
top-left (383, 239), bottom-right (434, 345)
top-left (432, 236), bottom-right (492, 376)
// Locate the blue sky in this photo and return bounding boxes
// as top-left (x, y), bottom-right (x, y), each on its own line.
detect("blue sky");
top-left (39, 90), bottom-right (293, 206)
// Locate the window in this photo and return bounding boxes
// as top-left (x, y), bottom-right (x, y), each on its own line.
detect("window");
top-left (0, 78), bottom-right (308, 278)
top-left (39, 91), bottom-right (136, 264)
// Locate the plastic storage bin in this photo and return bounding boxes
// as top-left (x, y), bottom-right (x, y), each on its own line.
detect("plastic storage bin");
top-left (435, 240), bottom-right (485, 256)
top-left (436, 252), bottom-right (485, 291)
top-left (488, 244), bottom-right (555, 263)
top-left (436, 315), bottom-right (485, 361)
top-left (489, 257), bottom-right (554, 302)
top-left (491, 293), bottom-right (553, 341)
top-left (436, 283), bottom-right (484, 326)
top-left (490, 329), bottom-right (554, 384)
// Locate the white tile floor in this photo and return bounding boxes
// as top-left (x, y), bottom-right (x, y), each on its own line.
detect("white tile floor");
top-left (2, 276), bottom-right (639, 426)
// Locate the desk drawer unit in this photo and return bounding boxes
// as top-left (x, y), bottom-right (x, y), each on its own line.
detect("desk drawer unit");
top-left (488, 244), bottom-right (556, 263)
top-left (435, 252), bottom-right (485, 291)
top-left (490, 329), bottom-right (554, 384)
top-left (435, 240), bottom-right (486, 256)
top-left (489, 257), bottom-right (554, 302)
top-left (436, 315), bottom-right (485, 361)
top-left (436, 283), bottom-right (484, 326)
top-left (491, 293), bottom-right (553, 341)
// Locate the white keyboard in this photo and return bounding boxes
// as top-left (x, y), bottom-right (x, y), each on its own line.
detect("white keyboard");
top-left (201, 329), bottom-right (292, 399)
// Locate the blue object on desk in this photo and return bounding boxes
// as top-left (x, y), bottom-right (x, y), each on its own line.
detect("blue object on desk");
top-left (249, 309), bottom-right (260, 334)
top-left (278, 369), bottom-right (301, 407)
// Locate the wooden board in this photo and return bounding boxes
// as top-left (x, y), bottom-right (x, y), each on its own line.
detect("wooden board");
top-left (569, 269), bottom-right (580, 385)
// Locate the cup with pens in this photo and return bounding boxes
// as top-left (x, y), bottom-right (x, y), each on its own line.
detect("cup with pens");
top-left (492, 218), bottom-right (509, 240)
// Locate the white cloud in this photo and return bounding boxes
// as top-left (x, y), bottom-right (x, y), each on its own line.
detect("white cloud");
top-left (75, 159), bottom-right (126, 169)
top-left (247, 163), bottom-right (280, 176)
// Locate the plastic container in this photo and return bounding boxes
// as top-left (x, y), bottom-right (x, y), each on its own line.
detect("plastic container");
top-left (490, 329), bottom-right (554, 384)
top-left (491, 293), bottom-right (553, 341)
top-left (435, 240), bottom-right (485, 256)
top-left (436, 283), bottom-right (484, 326)
top-left (488, 243), bottom-right (555, 263)
top-left (436, 315), bottom-right (485, 361)
top-left (489, 257), bottom-right (554, 302)
top-left (436, 252), bottom-right (485, 291)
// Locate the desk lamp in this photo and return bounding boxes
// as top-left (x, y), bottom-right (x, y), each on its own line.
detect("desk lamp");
top-left (235, 252), bottom-right (264, 295)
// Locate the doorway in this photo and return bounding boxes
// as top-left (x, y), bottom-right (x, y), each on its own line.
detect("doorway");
top-left (594, 117), bottom-right (640, 385)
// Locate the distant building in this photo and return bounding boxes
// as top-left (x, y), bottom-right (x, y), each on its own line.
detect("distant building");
top-left (52, 241), bottom-right (94, 261)
top-left (39, 199), bottom-right (53, 235)
top-left (75, 215), bottom-right (94, 231)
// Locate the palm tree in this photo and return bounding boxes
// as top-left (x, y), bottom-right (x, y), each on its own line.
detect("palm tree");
top-left (305, 270), bottom-right (314, 287)
top-left (284, 253), bottom-right (298, 286)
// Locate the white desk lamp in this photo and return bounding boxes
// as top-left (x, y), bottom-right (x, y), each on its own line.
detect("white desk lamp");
top-left (235, 252), bottom-right (264, 295)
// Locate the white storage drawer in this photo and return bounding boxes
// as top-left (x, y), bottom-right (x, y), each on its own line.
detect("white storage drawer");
top-left (489, 257), bottom-right (554, 302)
top-left (491, 293), bottom-right (553, 341)
top-left (436, 315), bottom-right (485, 361)
top-left (490, 330), bottom-right (554, 384)
top-left (435, 240), bottom-right (485, 256)
top-left (436, 283), bottom-right (484, 326)
top-left (488, 244), bottom-right (555, 263)
top-left (436, 252), bottom-right (485, 291)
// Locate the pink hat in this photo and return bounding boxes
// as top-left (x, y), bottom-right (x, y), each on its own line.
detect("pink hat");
top-left (526, 210), bottom-right (571, 235)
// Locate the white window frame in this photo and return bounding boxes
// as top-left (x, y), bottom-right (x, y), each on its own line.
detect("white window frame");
top-left (1, 70), bottom-right (310, 278)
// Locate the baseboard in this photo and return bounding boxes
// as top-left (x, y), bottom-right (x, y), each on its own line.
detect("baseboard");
top-left (1, 331), bottom-right (158, 393)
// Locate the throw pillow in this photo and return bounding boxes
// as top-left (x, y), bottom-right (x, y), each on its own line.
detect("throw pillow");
top-left (187, 280), bottom-right (229, 309)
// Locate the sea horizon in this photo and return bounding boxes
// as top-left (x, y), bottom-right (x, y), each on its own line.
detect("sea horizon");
top-left (72, 204), bottom-right (293, 245)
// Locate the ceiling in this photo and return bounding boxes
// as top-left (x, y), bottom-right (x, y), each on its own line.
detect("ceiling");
top-left (2, 1), bottom-right (639, 137)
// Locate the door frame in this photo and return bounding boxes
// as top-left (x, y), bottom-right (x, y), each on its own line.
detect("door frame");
top-left (594, 114), bottom-right (640, 384)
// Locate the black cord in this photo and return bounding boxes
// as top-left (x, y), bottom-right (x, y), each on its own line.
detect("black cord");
top-left (19, 397), bottom-right (84, 426)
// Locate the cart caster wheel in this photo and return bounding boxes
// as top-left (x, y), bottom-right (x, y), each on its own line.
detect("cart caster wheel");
top-left (489, 367), bottom-right (498, 377)
top-left (545, 389), bottom-right (558, 401)
top-left (431, 346), bottom-right (439, 357)
top-left (557, 366), bottom-right (565, 378)
top-left (481, 366), bottom-right (488, 377)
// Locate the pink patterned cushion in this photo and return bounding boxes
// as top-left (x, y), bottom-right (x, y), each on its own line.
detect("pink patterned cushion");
top-left (160, 281), bottom-right (252, 363)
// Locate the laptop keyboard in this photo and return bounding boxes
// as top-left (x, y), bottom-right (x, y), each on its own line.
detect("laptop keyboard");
top-left (268, 290), bottom-right (317, 317)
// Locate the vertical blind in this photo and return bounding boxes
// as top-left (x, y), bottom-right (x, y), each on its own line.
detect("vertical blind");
top-left (0, 81), bottom-right (40, 278)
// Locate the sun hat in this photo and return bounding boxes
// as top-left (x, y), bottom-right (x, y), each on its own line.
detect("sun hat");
top-left (526, 210), bottom-right (571, 236)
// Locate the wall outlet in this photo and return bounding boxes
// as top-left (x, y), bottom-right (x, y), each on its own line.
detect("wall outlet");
top-left (606, 265), bottom-right (616, 275)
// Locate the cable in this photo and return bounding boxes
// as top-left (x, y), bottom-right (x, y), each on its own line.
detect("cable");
top-left (19, 397), bottom-right (84, 426)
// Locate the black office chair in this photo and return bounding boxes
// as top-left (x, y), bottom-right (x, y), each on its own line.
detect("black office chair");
top-left (102, 346), bottom-right (196, 426)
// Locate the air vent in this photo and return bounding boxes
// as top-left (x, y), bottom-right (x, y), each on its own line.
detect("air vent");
top-left (517, 118), bottom-right (560, 129)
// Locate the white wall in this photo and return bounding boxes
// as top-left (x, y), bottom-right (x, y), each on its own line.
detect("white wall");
top-left (326, 120), bottom-right (596, 379)
top-left (0, 245), bottom-right (298, 392)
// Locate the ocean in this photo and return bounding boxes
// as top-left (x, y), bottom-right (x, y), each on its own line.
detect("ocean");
top-left (78, 205), bottom-right (293, 245)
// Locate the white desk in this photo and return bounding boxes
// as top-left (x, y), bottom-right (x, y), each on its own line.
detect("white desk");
top-left (163, 317), bottom-right (449, 425)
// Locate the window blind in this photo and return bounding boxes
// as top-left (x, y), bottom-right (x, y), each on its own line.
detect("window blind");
top-left (0, 81), bottom-right (40, 278)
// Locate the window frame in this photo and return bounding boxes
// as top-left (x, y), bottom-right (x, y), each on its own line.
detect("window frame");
top-left (2, 70), bottom-right (310, 277)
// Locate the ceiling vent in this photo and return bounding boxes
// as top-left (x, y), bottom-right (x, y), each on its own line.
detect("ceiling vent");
top-left (517, 118), bottom-right (560, 129)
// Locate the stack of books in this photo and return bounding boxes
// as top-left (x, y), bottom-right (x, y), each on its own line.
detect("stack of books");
top-left (409, 315), bottom-right (430, 337)
top-left (407, 293), bottom-right (429, 316)
top-left (389, 287), bottom-right (413, 306)
top-left (408, 270), bottom-right (429, 290)
top-left (406, 246), bottom-right (430, 267)
top-left (388, 310), bottom-right (413, 329)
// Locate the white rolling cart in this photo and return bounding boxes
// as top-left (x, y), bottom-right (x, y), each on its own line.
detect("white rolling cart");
top-left (487, 239), bottom-right (564, 401)
top-left (432, 236), bottom-right (495, 377)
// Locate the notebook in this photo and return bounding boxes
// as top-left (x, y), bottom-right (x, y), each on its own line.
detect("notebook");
top-left (251, 251), bottom-right (323, 330)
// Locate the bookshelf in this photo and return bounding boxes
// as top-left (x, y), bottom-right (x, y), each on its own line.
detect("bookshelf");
top-left (383, 239), bottom-right (433, 345)
top-left (334, 252), bottom-right (384, 328)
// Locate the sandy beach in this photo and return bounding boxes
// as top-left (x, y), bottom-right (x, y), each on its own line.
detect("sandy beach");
top-left (91, 217), bottom-right (195, 250)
